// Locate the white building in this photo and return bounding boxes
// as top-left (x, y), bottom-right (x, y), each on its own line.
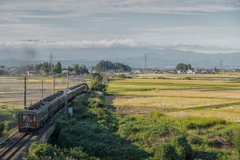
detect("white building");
top-left (62, 70), bottom-right (70, 74)
top-left (178, 69), bottom-right (184, 74)
top-left (187, 70), bottom-right (193, 74)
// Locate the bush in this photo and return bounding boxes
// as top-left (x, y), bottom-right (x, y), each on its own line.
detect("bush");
top-left (91, 81), bottom-right (106, 92)
top-left (63, 147), bottom-right (99, 160)
top-left (28, 142), bottom-right (62, 159)
top-left (233, 127), bottom-right (240, 156)
top-left (0, 121), bottom-right (4, 137)
top-left (183, 77), bottom-right (191, 80)
top-left (170, 135), bottom-right (194, 160)
top-left (154, 143), bottom-right (176, 160)
top-left (88, 98), bottom-right (104, 108)
top-left (157, 76), bottom-right (165, 79)
top-left (181, 117), bottom-right (225, 129)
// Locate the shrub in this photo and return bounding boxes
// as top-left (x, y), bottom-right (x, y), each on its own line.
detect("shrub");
top-left (118, 115), bottom-right (179, 141)
top-left (157, 76), bottom-right (165, 79)
top-left (233, 127), bottom-right (240, 156)
top-left (187, 136), bottom-right (202, 145)
top-left (150, 111), bottom-right (165, 119)
top-left (91, 81), bottom-right (106, 92)
top-left (0, 121), bottom-right (4, 137)
top-left (154, 143), bottom-right (176, 160)
top-left (63, 147), bottom-right (99, 160)
top-left (28, 142), bottom-right (62, 159)
top-left (88, 98), bottom-right (104, 108)
top-left (183, 77), bottom-right (191, 80)
top-left (181, 117), bottom-right (225, 129)
top-left (170, 135), bottom-right (194, 160)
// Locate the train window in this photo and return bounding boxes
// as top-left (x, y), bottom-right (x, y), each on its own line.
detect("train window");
top-left (18, 115), bottom-right (36, 122)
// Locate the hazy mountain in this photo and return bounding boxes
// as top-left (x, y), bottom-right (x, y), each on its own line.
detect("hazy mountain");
top-left (0, 48), bottom-right (239, 68)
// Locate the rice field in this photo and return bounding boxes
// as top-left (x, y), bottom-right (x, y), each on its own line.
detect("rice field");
top-left (106, 73), bottom-right (240, 122)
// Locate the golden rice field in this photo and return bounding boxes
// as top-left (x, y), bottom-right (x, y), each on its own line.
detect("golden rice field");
top-left (107, 96), bottom-right (240, 109)
top-left (106, 73), bottom-right (240, 122)
top-left (168, 105), bottom-right (240, 122)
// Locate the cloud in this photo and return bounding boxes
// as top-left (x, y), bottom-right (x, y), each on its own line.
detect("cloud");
top-left (0, 0), bottom-right (240, 21)
top-left (0, 37), bottom-right (239, 54)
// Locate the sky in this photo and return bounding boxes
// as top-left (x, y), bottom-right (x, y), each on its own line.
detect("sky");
top-left (0, 0), bottom-right (240, 56)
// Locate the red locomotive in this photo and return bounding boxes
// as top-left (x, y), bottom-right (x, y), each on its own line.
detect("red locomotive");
top-left (18, 83), bottom-right (88, 133)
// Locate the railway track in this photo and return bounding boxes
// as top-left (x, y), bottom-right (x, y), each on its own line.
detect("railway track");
top-left (0, 133), bottom-right (34, 160)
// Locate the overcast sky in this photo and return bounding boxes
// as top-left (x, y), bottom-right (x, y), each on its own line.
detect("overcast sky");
top-left (0, 0), bottom-right (240, 54)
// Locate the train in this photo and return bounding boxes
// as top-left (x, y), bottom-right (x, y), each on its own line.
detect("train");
top-left (18, 83), bottom-right (88, 133)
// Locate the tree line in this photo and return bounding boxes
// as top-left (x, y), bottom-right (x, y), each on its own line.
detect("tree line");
top-left (0, 62), bottom-right (88, 76)
top-left (176, 63), bottom-right (192, 71)
top-left (93, 60), bottom-right (131, 72)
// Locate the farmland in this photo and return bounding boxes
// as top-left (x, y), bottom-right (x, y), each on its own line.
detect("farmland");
top-left (106, 74), bottom-right (240, 122)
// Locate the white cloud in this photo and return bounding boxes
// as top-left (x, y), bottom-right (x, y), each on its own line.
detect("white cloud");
top-left (0, 1), bottom-right (239, 54)
top-left (0, 0), bottom-right (239, 21)
top-left (0, 37), bottom-right (239, 54)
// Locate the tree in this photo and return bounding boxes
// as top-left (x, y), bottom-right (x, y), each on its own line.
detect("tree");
top-left (176, 63), bottom-right (186, 70)
top-left (67, 66), bottom-right (73, 72)
top-left (0, 121), bottom-right (4, 137)
top-left (73, 64), bottom-right (79, 74)
top-left (94, 60), bottom-right (131, 72)
top-left (188, 64), bottom-right (192, 70)
top-left (91, 81), bottom-right (106, 92)
top-left (0, 65), bottom-right (4, 69)
top-left (79, 65), bottom-right (88, 74)
top-left (92, 73), bottom-right (103, 82)
top-left (52, 62), bottom-right (62, 74)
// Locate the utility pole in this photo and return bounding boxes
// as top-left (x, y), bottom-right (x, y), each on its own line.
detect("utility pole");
top-left (24, 77), bottom-right (26, 109)
top-left (220, 59), bottom-right (223, 77)
top-left (167, 72), bottom-right (168, 84)
top-left (53, 76), bottom-right (55, 94)
top-left (50, 52), bottom-right (53, 77)
top-left (144, 53), bottom-right (147, 74)
top-left (65, 73), bottom-right (69, 120)
top-left (42, 80), bottom-right (43, 101)
top-left (91, 72), bottom-right (93, 85)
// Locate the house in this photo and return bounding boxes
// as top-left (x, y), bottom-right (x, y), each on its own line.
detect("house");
top-left (201, 70), bottom-right (208, 74)
top-left (69, 71), bottom-right (77, 75)
top-left (135, 70), bottom-right (142, 74)
top-left (10, 67), bottom-right (17, 71)
top-left (187, 70), bottom-right (194, 74)
top-left (125, 74), bottom-right (138, 77)
top-left (26, 70), bottom-right (40, 76)
top-left (107, 70), bottom-right (115, 73)
top-left (178, 69), bottom-right (184, 74)
top-left (168, 70), bottom-right (175, 74)
top-left (69, 64), bottom-right (84, 68)
top-left (62, 70), bottom-right (70, 74)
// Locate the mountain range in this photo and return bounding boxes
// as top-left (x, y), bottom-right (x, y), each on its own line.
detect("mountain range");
top-left (0, 48), bottom-right (239, 68)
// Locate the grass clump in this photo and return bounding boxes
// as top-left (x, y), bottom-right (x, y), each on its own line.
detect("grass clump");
top-left (154, 143), bottom-right (176, 160)
top-left (170, 135), bottom-right (194, 160)
top-left (157, 76), bottom-right (165, 79)
top-left (180, 117), bottom-right (226, 129)
top-left (233, 127), bottom-right (240, 157)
